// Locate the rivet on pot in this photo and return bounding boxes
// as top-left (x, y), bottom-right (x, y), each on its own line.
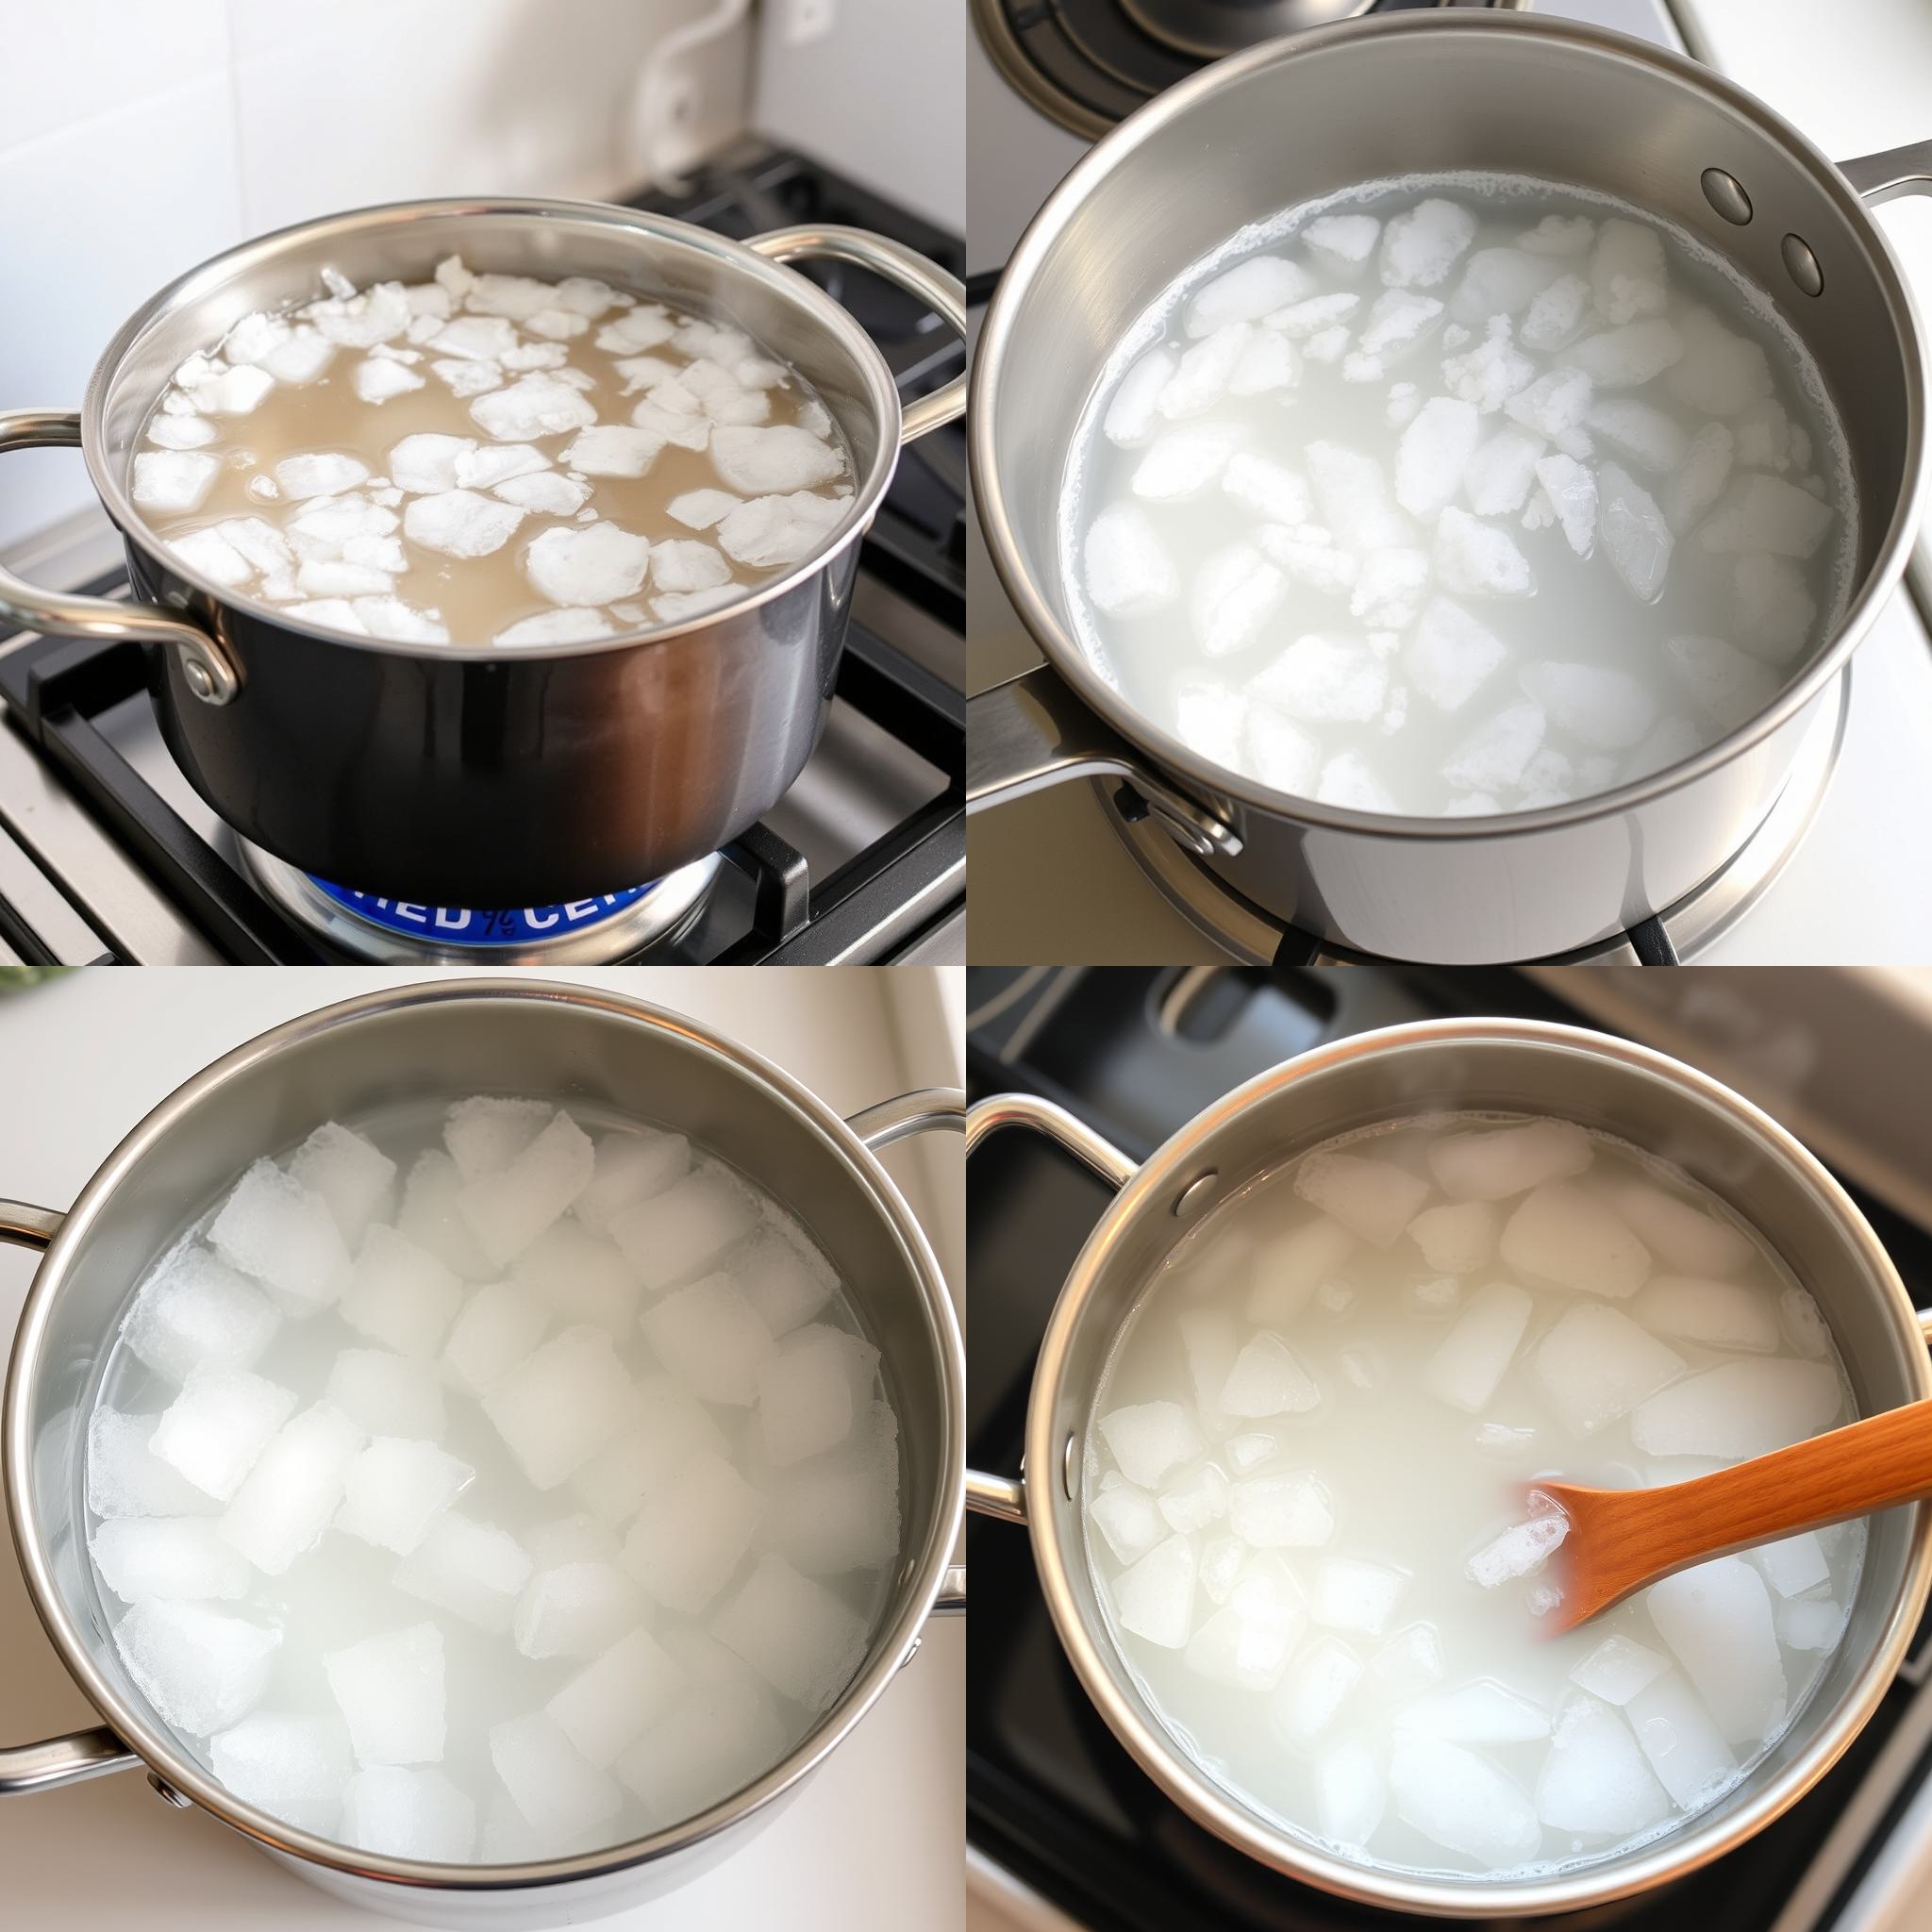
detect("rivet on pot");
top-left (147, 1771), bottom-right (192, 1809)
top-left (1174, 1171), bottom-right (1218, 1220)
top-left (183, 659), bottom-right (213, 701)
top-left (1701, 167), bottom-right (1753, 225)
top-left (1782, 233), bottom-right (1824, 296)
top-left (1062, 1431), bottom-right (1078, 1502)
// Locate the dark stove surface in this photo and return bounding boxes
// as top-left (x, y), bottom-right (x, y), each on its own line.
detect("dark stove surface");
top-left (966, 966), bottom-right (1932, 1932)
top-left (0, 146), bottom-right (964, 965)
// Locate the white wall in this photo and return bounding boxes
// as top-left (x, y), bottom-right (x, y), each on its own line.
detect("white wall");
top-left (0, 0), bottom-right (747, 556)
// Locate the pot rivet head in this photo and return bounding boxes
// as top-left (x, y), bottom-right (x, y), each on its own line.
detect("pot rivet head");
top-left (1062, 1431), bottom-right (1078, 1501)
top-left (1782, 233), bottom-right (1824, 297)
top-left (1700, 168), bottom-right (1753, 225)
top-left (147, 1771), bottom-right (192, 1810)
top-left (183, 659), bottom-right (213, 700)
top-left (1174, 1171), bottom-right (1218, 1220)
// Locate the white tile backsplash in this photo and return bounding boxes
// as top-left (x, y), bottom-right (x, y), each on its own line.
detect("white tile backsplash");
top-left (0, 0), bottom-right (743, 554)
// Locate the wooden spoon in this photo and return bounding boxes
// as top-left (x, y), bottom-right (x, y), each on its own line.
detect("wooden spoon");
top-left (1529, 1400), bottom-right (1932, 1636)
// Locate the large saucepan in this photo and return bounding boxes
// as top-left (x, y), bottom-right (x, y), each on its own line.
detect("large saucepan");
top-left (0, 201), bottom-right (964, 907)
top-left (968, 1019), bottom-right (1932, 1916)
top-left (969, 10), bottom-right (1932, 961)
top-left (0, 979), bottom-right (964, 1927)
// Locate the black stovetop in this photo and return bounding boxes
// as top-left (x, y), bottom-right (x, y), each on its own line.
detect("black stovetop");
top-left (966, 966), bottom-right (1932, 1932)
top-left (0, 145), bottom-right (963, 965)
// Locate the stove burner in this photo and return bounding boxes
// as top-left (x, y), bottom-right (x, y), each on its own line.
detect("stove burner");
top-left (1120, 0), bottom-right (1373, 59)
top-left (1098, 670), bottom-right (1850, 967)
top-left (973, 0), bottom-right (1446, 138)
top-left (239, 847), bottom-right (724, 964)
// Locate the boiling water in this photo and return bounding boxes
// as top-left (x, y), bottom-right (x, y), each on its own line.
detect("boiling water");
top-left (134, 258), bottom-right (853, 646)
top-left (1063, 175), bottom-right (1857, 818)
top-left (83, 1097), bottom-right (901, 1862)
top-left (1083, 1114), bottom-right (1861, 1876)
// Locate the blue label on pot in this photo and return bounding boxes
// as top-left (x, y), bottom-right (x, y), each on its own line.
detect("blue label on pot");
top-left (309, 879), bottom-right (658, 946)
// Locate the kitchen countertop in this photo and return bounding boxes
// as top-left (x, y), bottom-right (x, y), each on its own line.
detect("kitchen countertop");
top-left (0, 966), bottom-right (964, 1932)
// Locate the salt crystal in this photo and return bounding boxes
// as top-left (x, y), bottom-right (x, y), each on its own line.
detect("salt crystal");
top-left (1505, 368), bottom-right (1592, 441)
top-left (1379, 198), bottom-right (1477, 290)
top-left (1587, 397), bottom-right (1689, 473)
top-left (1434, 508), bottom-right (1534, 598)
top-left (1441, 327), bottom-right (1536, 414)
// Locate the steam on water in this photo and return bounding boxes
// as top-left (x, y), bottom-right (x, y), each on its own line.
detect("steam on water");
top-left (134, 258), bottom-right (854, 647)
top-left (1062, 175), bottom-right (1856, 818)
top-left (1084, 1112), bottom-right (1859, 1875)
top-left (84, 1097), bottom-right (900, 1863)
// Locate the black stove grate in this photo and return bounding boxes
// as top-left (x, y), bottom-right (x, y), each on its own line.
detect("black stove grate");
top-left (966, 964), bottom-right (1932, 1932)
top-left (0, 146), bottom-right (964, 964)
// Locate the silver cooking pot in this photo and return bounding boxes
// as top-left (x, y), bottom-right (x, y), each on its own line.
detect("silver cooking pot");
top-left (969, 9), bottom-right (1932, 961)
top-left (0, 979), bottom-right (964, 1927)
top-left (0, 200), bottom-right (964, 907)
top-left (967, 1018), bottom-right (1932, 1916)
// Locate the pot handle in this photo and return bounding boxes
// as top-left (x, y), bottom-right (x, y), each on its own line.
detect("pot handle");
top-left (1840, 140), bottom-right (1932, 204)
top-left (741, 225), bottom-right (966, 445)
top-left (963, 1092), bottom-right (1140, 1530)
top-left (843, 1089), bottom-right (968, 1614)
top-left (0, 411), bottom-right (240, 706)
top-left (0, 1201), bottom-right (142, 1794)
top-left (968, 663), bottom-right (1244, 859)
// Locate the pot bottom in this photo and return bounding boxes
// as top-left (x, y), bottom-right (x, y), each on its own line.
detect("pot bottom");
top-left (1097, 668), bottom-right (1846, 966)
top-left (240, 842), bottom-right (724, 964)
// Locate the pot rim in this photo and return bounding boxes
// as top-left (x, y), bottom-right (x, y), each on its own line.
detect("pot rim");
top-left (970, 7), bottom-right (1932, 844)
top-left (85, 195), bottom-right (907, 662)
top-left (1019, 1016), bottom-right (1932, 1918)
top-left (1, 975), bottom-right (965, 1891)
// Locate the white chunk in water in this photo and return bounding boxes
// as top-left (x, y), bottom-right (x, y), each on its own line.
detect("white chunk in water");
top-left (1082, 1111), bottom-right (1855, 1878)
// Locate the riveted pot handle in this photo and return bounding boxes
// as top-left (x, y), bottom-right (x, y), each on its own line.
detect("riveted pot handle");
top-left (968, 663), bottom-right (1244, 860)
top-left (0, 411), bottom-right (240, 706)
top-left (963, 1092), bottom-right (1139, 1529)
top-left (1840, 140), bottom-right (1932, 204)
top-left (741, 225), bottom-right (966, 444)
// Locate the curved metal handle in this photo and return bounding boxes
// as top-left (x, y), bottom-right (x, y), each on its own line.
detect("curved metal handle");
top-left (1840, 140), bottom-right (1932, 205)
top-left (0, 1201), bottom-right (62, 1251)
top-left (0, 411), bottom-right (240, 705)
top-left (845, 1088), bottom-right (964, 1151)
top-left (742, 225), bottom-right (966, 444)
top-left (0, 1727), bottom-right (141, 1796)
top-left (963, 1092), bottom-right (1139, 1529)
top-left (968, 663), bottom-right (1244, 859)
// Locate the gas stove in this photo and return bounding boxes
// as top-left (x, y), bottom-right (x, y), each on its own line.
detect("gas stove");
top-left (0, 144), bottom-right (966, 966)
top-left (965, 963), bottom-right (1932, 1932)
top-left (964, 0), bottom-right (1932, 969)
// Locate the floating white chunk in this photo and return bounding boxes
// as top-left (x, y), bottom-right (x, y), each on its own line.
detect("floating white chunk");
top-left (621, 1448), bottom-right (762, 1613)
top-left (1696, 473), bottom-right (1835, 558)
top-left (151, 1366), bottom-right (300, 1503)
top-left (91, 1517), bottom-right (251, 1605)
top-left (1465, 1510), bottom-right (1568, 1587)
top-left (1664, 421), bottom-right (1736, 537)
top-left (1537, 1694), bottom-right (1673, 1838)
top-left (1220, 1333), bottom-right (1320, 1417)
top-left (1442, 700), bottom-right (1545, 793)
top-left (1521, 273), bottom-right (1591, 351)
top-left (1156, 321), bottom-right (1248, 412)
top-left (1753, 1530), bottom-right (1831, 1598)
top-left (1518, 662), bottom-right (1658, 752)
top-left (713, 490), bottom-right (843, 569)
top-left (525, 522), bottom-right (651, 607)
top-left (1398, 1678), bottom-right (1550, 1743)
top-left (1534, 454), bottom-right (1598, 557)
top-left (1647, 1557), bottom-right (1787, 1745)
top-left (1228, 1471), bottom-right (1334, 1548)
top-left (324, 1623), bottom-right (444, 1766)
top-left (1316, 751), bottom-right (1397, 810)
top-left (1733, 553), bottom-right (1818, 665)
top-left (1461, 425), bottom-right (1544, 518)
top-left (1273, 291), bottom-right (1362, 339)
top-left (1091, 1476), bottom-right (1167, 1564)
top-left (1105, 346), bottom-right (1176, 445)
top-left (1394, 398), bottom-right (1480, 520)
top-left (1304, 214), bottom-right (1380, 279)
top-left (1388, 1735), bottom-right (1540, 1867)
top-left (1597, 462), bottom-right (1674, 603)
top-left (88, 1408), bottom-right (221, 1521)
top-left (1571, 1634), bottom-right (1670, 1706)
top-left (1251, 633), bottom-right (1389, 724)
top-left (1502, 1181), bottom-right (1650, 1296)
top-left (219, 1404), bottom-right (365, 1575)
top-left (1273, 1637), bottom-right (1364, 1743)
top-left (1113, 1532), bottom-right (1196, 1648)
top-left (125, 1243), bottom-right (281, 1387)
top-left (1663, 632), bottom-right (1779, 731)
top-left (1779, 1597), bottom-right (1847, 1652)
top-left (1293, 1147), bottom-right (1430, 1247)
top-left (1257, 525), bottom-right (1358, 598)
top-left (1630, 1357), bottom-right (1841, 1459)
top-left (1429, 1119), bottom-right (1590, 1200)
top-left (1424, 1282), bottom-right (1532, 1414)
top-left (113, 1600), bottom-right (280, 1738)
top-left (1372, 1623), bottom-right (1447, 1697)
top-left (1310, 1557), bottom-right (1407, 1635)
top-left (402, 487), bottom-right (525, 559)
top-left (668, 487), bottom-right (742, 530)
top-left (1603, 1176), bottom-right (1757, 1277)
top-left (148, 411), bottom-right (219, 451)
top-left (1667, 307), bottom-right (1774, 417)
top-left (1306, 441), bottom-right (1409, 550)
top-left (1505, 368), bottom-right (1592, 441)
top-left (470, 374), bottom-right (598, 441)
top-left (1130, 423), bottom-right (1241, 501)
top-left (1626, 1673), bottom-right (1739, 1807)
top-left (1401, 600), bottom-right (1507, 720)
top-left (488, 1713), bottom-right (620, 1847)
top-left (1441, 327), bottom-right (1536, 414)
top-left (1566, 320), bottom-right (1683, 389)
top-left (709, 423), bottom-right (842, 493)
top-left (1349, 548), bottom-right (1429, 629)
top-left (353, 357), bottom-right (425, 405)
top-left (1536, 1302), bottom-right (1684, 1433)
top-left (1314, 1740), bottom-right (1385, 1849)
top-left (1591, 219), bottom-right (1669, 325)
top-left (1191, 544), bottom-right (1286, 657)
top-left (1187, 257), bottom-right (1312, 336)
top-left (1628, 1274), bottom-right (1779, 1353)
top-left (389, 433), bottom-right (475, 493)
top-left (1245, 1216), bottom-right (1356, 1327)
top-left (1222, 451), bottom-right (1313, 526)
top-left (1407, 1199), bottom-right (1499, 1274)
top-left (336, 1436), bottom-right (474, 1556)
top-left (1587, 397), bottom-right (1689, 473)
top-left (484, 1326), bottom-right (639, 1491)
top-left (1434, 508), bottom-right (1534, 598)
top-left (325, 1348), bottom-right (444, 1439)
top-left (133, 451), bottom-right (220, 512)
top-left (546, 1627), bottom-right (688, 1769)
top-left (1228, 328), bottom-right (1298, 396)
top-left (1098, 1400), bottom-right (1202, 1488)
top-left (1379, 198), bottom-right (1478, 290)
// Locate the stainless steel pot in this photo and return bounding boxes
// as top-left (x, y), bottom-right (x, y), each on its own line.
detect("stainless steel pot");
top-left (969, 9), bottom-right (1932, 961)
top-left (0, 978), bottom-right (965, 1928)
top-left (966, 1018), bottom-right (1932, 1916)
top-left (0, 200), bottom-right (964, 907)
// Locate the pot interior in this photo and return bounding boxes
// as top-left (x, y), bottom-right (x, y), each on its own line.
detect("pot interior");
top-left (85, 200), bottom-right (899, 586)
top-left (985, 12), bottom-right (1917, 663)
top-left (9, 984), bottom-right (955, 1871)
top-left (1029, 1024), bottom-right (1932, 1910)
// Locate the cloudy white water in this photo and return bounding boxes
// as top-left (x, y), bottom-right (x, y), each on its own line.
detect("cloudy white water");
top-left (1083, 1113), bottom-right (1861, 1876)
top-left (133, 258), bottom-right (854, 647)
top-left (84, 1097), bottom-right (900, 1863)
top-left (1062, 174), bottom-right (1857, 819)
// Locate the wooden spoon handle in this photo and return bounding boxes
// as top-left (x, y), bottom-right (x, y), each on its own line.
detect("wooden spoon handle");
top-left (1546, 1399), bottom-right (1932, 1607)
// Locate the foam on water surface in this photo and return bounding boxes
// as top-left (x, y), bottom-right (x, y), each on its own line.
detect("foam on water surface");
top-left (1083, 1112), bottom-right (1859, 1879)
top-left (83, 1093), bottom-right (901, 1863)
top-left (1061, 173), bottom-right (1857, 819)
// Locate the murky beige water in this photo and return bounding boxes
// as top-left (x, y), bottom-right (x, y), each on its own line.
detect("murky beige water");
top-left (135, 259), bottom-right (854, 648)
